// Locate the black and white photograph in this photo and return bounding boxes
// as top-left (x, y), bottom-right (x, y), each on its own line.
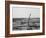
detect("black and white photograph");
top-left (10, 4), bottom-right (43, 34)
top-left (12, 7), bottom-right (40, 30)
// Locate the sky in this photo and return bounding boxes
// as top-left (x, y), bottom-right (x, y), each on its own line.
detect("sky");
top-left (12, 7), bottom-right (40, 18)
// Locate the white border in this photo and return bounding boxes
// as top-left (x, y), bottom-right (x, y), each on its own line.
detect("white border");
top-left (10, 4), bottom-right (43, 34)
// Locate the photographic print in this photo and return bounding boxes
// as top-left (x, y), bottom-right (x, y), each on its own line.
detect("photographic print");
top-left (10, 4), bottom-right (42, 34)
top-left (12, 6), bottom-right (40, 30)
top-left (5, 1), bottom-right (45, 37)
